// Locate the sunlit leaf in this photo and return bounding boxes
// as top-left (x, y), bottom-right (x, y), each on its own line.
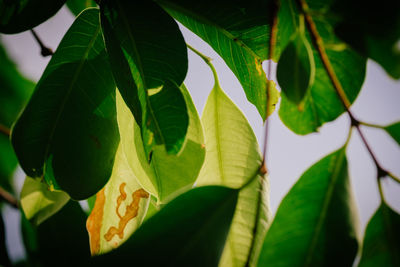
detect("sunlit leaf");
top-left (277, 0), bottom-right (366, 135)
top-left (159, 0), bottom-right (279, 120)
top-left (86, 145), bottom-right (150, 255)
top-left (258, 148), bottom-right (360, 267)
top-left (277, 33), bottom-right (315, 105)
top-left (359, 203), bottom-right (400, 267)
top-left (11, 8), bottom-right (119, 200)
top-left (0, 0), bottom-right (66, 33)
top-left (89, 186), bottom-right (238, 266)
top-left (117, 83), bottom-right (205, 203)
top-left (20, 177), bottom-right (69, 226)
top-left (385, 122), bottom-right (400, 146)
top-left (101, 0), bottom-right (188, 157)
top-left (21, 201), bottom-right (91, 266)
top-left (66, 0), bottom-right (97, 16)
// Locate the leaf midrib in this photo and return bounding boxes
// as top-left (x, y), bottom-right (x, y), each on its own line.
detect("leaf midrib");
top-left (43, 20), bottom-right (101, 173)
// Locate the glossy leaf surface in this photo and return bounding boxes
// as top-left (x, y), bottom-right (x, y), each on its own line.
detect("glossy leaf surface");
top-left (385, 122), bottom-right (400, 146)
top-left (11, 9), bottom-right (119, 200)
top-left (0, 0), bottom-right (66, 33)
top-left (359, 203), bottom-right (400, 267)
top-left (101, 0), bottom-right (188, 157)
top-left (117, 84), bottom-right (205, 203)
top-left (159, 0), bottom-right (279, 120)
top-left (277, 33), bottom-right (314, 105)
top-left (22, 201), bottom-right (91, 266)
top-left (258, 148), bottom-right (360, 267)
top-left (20, 177), bottom-right (69, 226)
top-left (67, 0), bottom-right (97, 16)
top-left (87, 145), bottom-right (150, 255)
top-left (0, 41), bottom-right (34, 192)
top-left (90, 186), bottom-right (238, 266)
top-left (278, 0), bottom-right (366, 135)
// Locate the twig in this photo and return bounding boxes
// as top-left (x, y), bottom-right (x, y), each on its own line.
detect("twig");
top-left (30, 29), bottom-right (53, 57)
top-left (0, 186), bottom-right (19, 209)
top-left (387, 172), bottom-right (400, 185)
top-left (296, 0), bottom-right (391, 185)
top-left (0, 124), bottom-right (10, 137)
top-left (359, 121), bottom-right (385, 129)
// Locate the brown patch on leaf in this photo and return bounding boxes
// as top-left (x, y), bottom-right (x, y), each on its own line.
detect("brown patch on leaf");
top-left (86, 188), bottom-right (106, 255)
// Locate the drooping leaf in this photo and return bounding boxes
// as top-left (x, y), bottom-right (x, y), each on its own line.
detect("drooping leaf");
top-left (385, 122), bottom-right (400, 146)
top-left (0, 0), bottom-right (66, 33)
top-left (0, 212), bottom-right (10, 266)
top-left (20, 177), bottom-right (69, 226)
top-left (196, 55), bottom-right (271, 267)
top-left (101, 0), bottom-right (188, 157)
top-left (0, 40), bottom-right (34, 193)
top-left (89, 186), bottom-right (238, 266)
top-left (67, 0), bottom-right (97, 16)
top-left (158, 0), bottom-right (280, 120)
top-left (21, 201), bottom-right (91, 267)
top-left (277, 0), bottom-right (367, 135)
top-left (86, 145), bottom-right (150, 255)
top-left (117, 83), bottom-right (205, 203)
top-left (11, 8), bottom-right (119, 200)
top-left (359, 203), bottom-right (400, 267)
top-left (277, 33), bottom-right (315, 105)
top-left (331, 0), bottom-right (400, 79)
top-left (258, 148), bottom-right (360, 267)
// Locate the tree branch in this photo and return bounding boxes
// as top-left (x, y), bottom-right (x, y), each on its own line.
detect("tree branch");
top-left (30, 29), bottom-right (53, 57)
top-left (0, 186), bottom-right (19, 209)
top-left (0, 124), bottom-right (10, 137)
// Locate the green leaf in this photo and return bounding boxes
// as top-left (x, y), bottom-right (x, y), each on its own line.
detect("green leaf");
top-left (196, 54), bottom-right (271, 267)
top-left (331, 0), bottom-right (400, 79)
top-left (159, 0), bottom-right (280, 120)
top-left (117, 83), bottom-right (205, 203)
top-left (277, 0), bottom-right (366, 135)
top-left (66, 0), bottom-right (97, 16)
top-left (277, 33), bottom-right (315, 105)
top-left (86, 145), bottom-right (150, 255)
top-left (258, 148), bottom-right (360, 267)
top-left (21, 201), bottom-right (91, 266)
top-left (0, 212), bottom-right (10, 266)
top-left (101, 0), bottom-right (189, 157)
top-left (11, 8), bottom-right (119, 200)
top-left (385, 122), bottom-right (400, 146)
top-left (89, 186), bottom-right (238, 266)
top-left (20, 177), bottom-right (69, 226)
top-left (359, 203), bottom-right (400, 266)
top-left (0, 40), bottom-right (34, 193)
top-left (0, 0), bottom-right (66, 33)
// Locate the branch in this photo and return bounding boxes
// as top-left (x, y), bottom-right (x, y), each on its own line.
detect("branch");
top-left (0, 186), bottom-right (19, 209)
top-left (30, 29), bottom-right (53, 57)
top-left (0, 124), bottom-right (10, 137)
top-left (297, 0), bottom-right (391, 184)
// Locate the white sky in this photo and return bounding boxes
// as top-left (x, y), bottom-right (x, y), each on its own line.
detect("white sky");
top-left (1, 6), bottom-right (400, 262)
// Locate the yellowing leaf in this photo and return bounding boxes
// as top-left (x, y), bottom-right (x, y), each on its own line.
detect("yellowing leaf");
top-left (86, 145), bottom-right (150, 255)
top-left (20, 177), bottom-right (70, 226)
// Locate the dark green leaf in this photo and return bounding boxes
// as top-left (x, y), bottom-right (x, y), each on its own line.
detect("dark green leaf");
top-left (22, 201), bottom-right (91, 266)
top-left (277, 0), bottom-right (366, 135)
top-left (90, 186), bottom-right (238, 266)
top-left (0, 40), bottom-right (34, 193)
top-left (385, 122), bottom-right (400, 146)
top-left (359, 203), bottom-right (400, 267)
top-left (67, 0), bottom-right (97, 16)
top-left (0, 212), bottom-right (10, 266)
top-left (0, 0), bottom-right (66, 33)
top-left (331, 0), bottom-right (400, 79)
top-left (101, 0), bottom-right (188, 157)
top-left (11, 8), bottom-right (119, 200)
top-left (258, 148), bottom-right (360, 267)
top-left (158, 0), bottom-right (279, 120)
top-left (277, 33), bottom-right (314, 105)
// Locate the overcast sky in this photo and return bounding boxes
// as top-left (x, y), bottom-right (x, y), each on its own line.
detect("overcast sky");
top-left (1, 6), bottom-right (400, 262)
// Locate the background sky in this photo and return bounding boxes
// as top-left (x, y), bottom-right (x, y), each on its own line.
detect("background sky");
top-left (1, 6), bottom-right (400, 263)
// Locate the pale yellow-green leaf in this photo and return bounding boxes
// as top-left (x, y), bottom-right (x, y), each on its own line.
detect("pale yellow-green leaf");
top-left (20, 176), bottom-right (69, 226)
top-left (117, 84), bottom-right (205, 203)
top-left (196, 57), bottom-right (271, 267)
top-left (86, 145), bottom-right (150, 255)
